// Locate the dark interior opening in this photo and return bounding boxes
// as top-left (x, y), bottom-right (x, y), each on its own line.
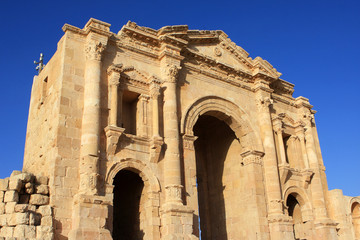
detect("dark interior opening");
top-left (113, 170), bottom-right (144, 240)
top-left (194, 115), bottom-right (237, 240)
top-left (120, 90), bottom-right (139, 135)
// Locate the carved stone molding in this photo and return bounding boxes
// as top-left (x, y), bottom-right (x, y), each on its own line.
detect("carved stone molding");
top-left (150, 136), bottom-right (164, 163)
top-left (182, 134), bottom-right (198, 150)
top-left (85, 41), bottom-right (106, 61)
top-left (240, 150), bottom-right (264, 166)
top-left (165, 184), bottom-right (183, 204)
top-left (104, 125), bottom-right (125, 156)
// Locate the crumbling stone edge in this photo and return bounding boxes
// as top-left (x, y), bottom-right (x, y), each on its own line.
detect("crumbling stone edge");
top-left (0, 171), bottom-right (54, 240)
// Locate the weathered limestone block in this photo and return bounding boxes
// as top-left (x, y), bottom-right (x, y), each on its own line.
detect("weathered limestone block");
top-left (29, 194), bottom-right (49, 205)
top-left (10, 171), bottom-right (21, 178)
top-left (13, 225), bottom-right (36, 238)
top-left (0, 226), bottom-right (14, 237)
top-left (5, 202), bottom-right (16, 214)
top-left (25, 182), bottom-right (34, 194)
top-left (35, 176), bottom-right (49, 185)
top-left (0, 214), bottom-right (6, 225)
top-left (0, 203), bottom-right (4, 214)
top-left (41, 216), bottom-right (53, 226)
top-left (37, 205), bottom-right (52, 216)
top-left (14, 204), bottom-right (36, 213)
top-left (36, 226), bottom-right (54, 240)
top-left (4, 191), bottom-right (19, 203)
top-left (7, 212), bottom-right (30, 225)
top-left (12, 173), bottom-right (34, 183)
top-left (35, 184), bottom-right (49, 195)
top-left (8, 179), bottom-right (22, 192)
top-left (0, 179), bottom-right (9, 191)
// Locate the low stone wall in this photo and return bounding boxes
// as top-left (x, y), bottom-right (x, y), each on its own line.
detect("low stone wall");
top-left (0, 171), bottom-right (53, 240)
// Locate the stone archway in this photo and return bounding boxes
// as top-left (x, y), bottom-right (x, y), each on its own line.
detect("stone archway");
top-left (181, 96), bottom-right (266, 239)
top-left (106, 159), bottom-right (161, 240)
top-left (284, 186), bottom-right (313, 240)
top-left (350, 200), bottom-right (360, 239)
top-left (181, 95), bottom-right (263, 153)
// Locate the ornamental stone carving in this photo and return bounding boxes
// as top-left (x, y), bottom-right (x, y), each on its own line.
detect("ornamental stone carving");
top-left (85, 41), bottom-right (106, 61)
top-left (167, 65), bottom-right (180, 83)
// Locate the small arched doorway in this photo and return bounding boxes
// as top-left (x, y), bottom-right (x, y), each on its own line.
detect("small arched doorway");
top-left (112, 170), bottom-right (145, 240)
top-left (351, 202), bottom-right (360, 239)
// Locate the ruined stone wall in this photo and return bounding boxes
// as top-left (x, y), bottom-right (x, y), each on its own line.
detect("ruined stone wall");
top-left (0, 171), bottom-right (53, 239)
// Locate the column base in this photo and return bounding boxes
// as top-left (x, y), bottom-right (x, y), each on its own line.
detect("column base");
top-left (314, 218), bottom-right (338, 240)
top-left (268, 214), bottom-right (295, 240)
top-left (69, 194), bottom-right (112, 240)
top-left (161, 203), bottom-right (198, 240)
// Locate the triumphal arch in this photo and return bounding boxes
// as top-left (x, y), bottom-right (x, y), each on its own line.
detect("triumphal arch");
top-left (0, 18), bottom-right (359, 240)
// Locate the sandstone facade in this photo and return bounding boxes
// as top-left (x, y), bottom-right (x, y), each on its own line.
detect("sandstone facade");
top-left (0, 18), bottom-right (359, 239)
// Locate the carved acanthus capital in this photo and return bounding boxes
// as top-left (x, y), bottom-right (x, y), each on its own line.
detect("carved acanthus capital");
top-left (85, 41), bottom-right (106, 61)
top-left (166, 65), bottom-right (181, 83)
top-left (256, 96), bottom-right (273, 110)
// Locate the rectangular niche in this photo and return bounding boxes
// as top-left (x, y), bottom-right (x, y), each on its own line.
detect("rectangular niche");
top-left (120, 90), bottom-right (139, 135)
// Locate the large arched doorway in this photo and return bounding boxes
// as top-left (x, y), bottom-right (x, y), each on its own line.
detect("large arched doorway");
top-left (112, 170), bottom-right (145, 240)
top-left (194, 114), bottom-right (242, 240)
top-left (351, 202), bottom-right (360, 239)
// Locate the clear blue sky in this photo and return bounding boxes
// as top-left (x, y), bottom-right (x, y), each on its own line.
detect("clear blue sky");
top-left (0, 0), bottom-right (359, 196)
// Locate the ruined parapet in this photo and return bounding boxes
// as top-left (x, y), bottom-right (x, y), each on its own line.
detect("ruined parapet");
top-left (0, 171), bottom-right (53, 240)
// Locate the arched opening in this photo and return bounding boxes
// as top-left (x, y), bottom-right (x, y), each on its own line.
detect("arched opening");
top-left (351, 202), bottom-right (360, 239)
top-left (194, 114), bottom-right (241, 240)
top-left (286, 194), bottom-right (307, 240)
top-left (112, 170), bottom-right (145, 240)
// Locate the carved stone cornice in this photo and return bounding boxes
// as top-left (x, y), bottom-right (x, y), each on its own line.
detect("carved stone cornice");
top-left (85, 41), bottom-right (106, 61)
top-left (270, 79), bottom-right (295, 98)
top-left (150, 136), bottom-right (163, 163)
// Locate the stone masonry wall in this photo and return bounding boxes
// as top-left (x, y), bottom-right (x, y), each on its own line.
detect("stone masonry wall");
top-left (0, 171), bottom-right (53, 239)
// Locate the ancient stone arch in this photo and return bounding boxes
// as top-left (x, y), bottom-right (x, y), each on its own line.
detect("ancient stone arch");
top-left (350, 198), bottom-right (360, 239)
top-left (181, 95), bottom-right (263, 152)
top-left (284, 186), bottom-right (313, 219)
top-left (106, 158), bottom-right (161, 240)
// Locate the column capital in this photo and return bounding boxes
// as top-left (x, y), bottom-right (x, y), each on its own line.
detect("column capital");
top-left (165, 65), bottom-right (181, 83)
top-left (139, 94), bottom-right (150, 101)
top-left (150, 77), bottom-right (161, 98)
top-left (256, 96), bottom-right (273, 111)
top-left (85, 40), bottom-right (106, 61)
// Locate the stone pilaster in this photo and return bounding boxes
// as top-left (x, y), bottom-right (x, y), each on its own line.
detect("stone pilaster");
top-left (137, 94), bottom-right (150, 137)
top-left (150, 79), bottom-right (163, 163)
top-left (254, 79), bottom-right (293, 240)
top-left (162, 65), bottom-right (183, 205)
top-left (240, 150), bottom-right (270, 240)
top-left (295, 124), bottom-right (310, 169)
top-left (79, 38), bottom-right (106, 195)
top-left (302, 113), bottom-right (338, 239)
top-left (273, 117), bottom-right (288, 166)
top-left (69, 19), bottom-right (113, 240)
